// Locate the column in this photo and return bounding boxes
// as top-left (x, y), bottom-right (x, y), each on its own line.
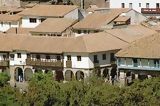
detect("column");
top-left (0, 69), bottom-right (2, 73)
top-left (23, 69), bottom-right (25, 82)
top-left (42, 69), bottom-right (45, 74)
top-left (135, 73), bottom-right (139, 79)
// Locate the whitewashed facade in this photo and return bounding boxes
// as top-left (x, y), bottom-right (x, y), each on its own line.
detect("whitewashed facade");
top-left (110, 0), bottom-right (160, 13)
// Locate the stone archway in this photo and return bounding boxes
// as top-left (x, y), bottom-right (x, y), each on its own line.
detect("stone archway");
top-left (65, 70), bottom-right (74, 81)
top-left (76, 71), bottom-right (84, 81)
top-left (15, 67), bottom-right (23, 82)
top-left (102, 68), bottom-right (109, 79)
top-left (55, 70), bottom-right (64, 81)
top-left (35, 68), bottom-right (42, 73)
top-left (24, 68), bottom-right (33, 81)
top-left (45, 69), bottom-right (52, 74)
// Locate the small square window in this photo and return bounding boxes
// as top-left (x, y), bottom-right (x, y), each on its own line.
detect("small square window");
top-left (57, 55), bottom-right (61, 60)
top-left (17, 53), bottom-right (21, 58)
top-left (27, 54), bottom-right (30, 58)
top-left (36, 55), bottom-right (40, 59)
top-left (10, 54), bottom-right (14, 59)
top-left (77, 56), bottom-right (81, 61)
top-left (102, 54), bottom-right (106, 60)
top-left (29, 18), bottom-right (37, 23)
top-left (67, 55), bottom-right (71, 61)
top-left (46, 55), bottom-right (50, 59)
top-left (139, 3), bottom-right (141, 7)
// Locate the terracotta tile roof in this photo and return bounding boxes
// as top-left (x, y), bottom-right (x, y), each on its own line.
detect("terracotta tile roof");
top-left (30, 18), bottom-right (77, 34)
top-left (0, 14), bottom-right (21, 22)
top-left (6, 28), bottom-right (32, 35)
top-left (19, 4), bottom-right (78, 17)
top-left (116, 33), bottom-right (160, 59)
top-left (73, 8), bottom-right (130, 30)
top-left (0, 32), bottom-right (128, 53)
top-left (105, 25), bottom-right (157, 43)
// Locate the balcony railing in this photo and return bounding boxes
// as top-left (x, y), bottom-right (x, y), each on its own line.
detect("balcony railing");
top-left (141, 8), bottom-right (160, 14)
top-left (0, 60), bottom-right (9, 67)
top-left (66, 60), bottom-right (72, 68)
top-left (26, 58), bottom-right (63, 67)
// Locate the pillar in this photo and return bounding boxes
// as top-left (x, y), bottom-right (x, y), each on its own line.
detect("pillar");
top-left (42, 69), bottom-right (45, 74)
top-left (23, 69), bottom-right (25, 82)
top-left (119, 71), bottom-right (126, 86)
top-left (0, 69), bottom-right (2, 73)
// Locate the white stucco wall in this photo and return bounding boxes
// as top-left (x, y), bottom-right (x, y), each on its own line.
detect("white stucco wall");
top-left (21, 16), bottom-right (41, 28)
top-left (10, 52), bottom-right (27, 66)
top-left (110, 0), bottom-right (160, 13)
top-left (64, 8), bottom-right (79, 20)
top-left (125, 10), bottom-right (147, 25)
top-left (0, 21), bottom-right (19, 32)
top-left (63, 53), bottom-right (91, 69)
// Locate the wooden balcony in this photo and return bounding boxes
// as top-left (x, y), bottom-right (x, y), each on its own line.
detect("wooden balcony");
top-left (141, 8), bottom-right (160, 14)
top-left (0, 60), bottom-right (9, 67)
top-left (66, 60), bottom-right (72, 68)
top-left (26, 58), bottom-right (63, 68)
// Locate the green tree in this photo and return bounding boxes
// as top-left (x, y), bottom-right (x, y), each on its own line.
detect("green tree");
top-left (0, 72), bottom-right (10, 87)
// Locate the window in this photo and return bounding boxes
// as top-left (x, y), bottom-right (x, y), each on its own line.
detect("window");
top-left (129, 3), bottom-right (132, 8)
top-left (77, 30), bottom-right (81, 34)
top-left (40, 18), bottom-right (45, 22)
top-left (139, 3), bottom-right (141, 7)
top-left (1, 22), bottom-right (3, 26)
top-left (110, 53), bottom-right (115, 62)
top-left (77, 56), bottom-right (81, 61)
top-left (9, 22), bottom-right (11, 27)
top-left (67, 55), bottom-right (71, 61)
top-left (27, 54), bottom-right (30, 58)
top-left (10, 54), bottom-right (14, 59)
top-left (17, 53), bottom-right (21, 58)
top-left (29, 18), bottom-right (37, 23)
top-left (94, 55), bottom-right (98, 63)
top-left (3, 55), bottom-right (6, 60)
top-left (156, 3), bottom-right (160, 8)
top-left (36, 54), bottom-right (40, 59)
top-left (121, 3), bottom-right (125, 8)
top-left (133, 58), bottom-right (138, 67)
top-left (57, 55), bottom-right (61, 60)
top-left (146, 3), bottom-right (149, 8)
top-left (154, 59), bottom-right (159, 67)
top-left (102, 54), bottom-right (106, 60)
top-left (46, 55), bottom-right (50, 59)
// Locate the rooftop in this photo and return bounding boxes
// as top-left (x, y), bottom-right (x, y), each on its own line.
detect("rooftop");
top-left (116, 33), bottom-right (160, 59)
top-left (0, 14), bottom-right (21, 22)
top-left (73, 8), bottom-right (130, 30)
top-left (105, 25), bottom-right (157, 43)
top-left (0, 32), bottom-right (128, 53)
top-left (30, 18), bottom-right (77, 34)
top-left (19, 4), bottom-right (78, 17)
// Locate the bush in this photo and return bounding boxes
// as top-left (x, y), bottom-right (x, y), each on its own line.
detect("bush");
top-left (0, 72), bottom-right (10, 87)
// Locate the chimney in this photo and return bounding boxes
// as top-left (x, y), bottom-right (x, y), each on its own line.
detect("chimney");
top-left (80, 0), bottom-right (84, 9)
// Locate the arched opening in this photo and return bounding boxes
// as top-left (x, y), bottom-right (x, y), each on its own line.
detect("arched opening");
top-left (24, 68), bottom-right (33, 81)
top-left (76, 71), bottom-right (84, 80)
top-left (55, 70), bottom-right (64, 81)
top-left (35, 68), bottom-right (42, 73)
top-left (65, 70), bottom-right (74, 81)
top-left (102, 68), bottom-right (109, 79)
top-left (45, 69), bottom-right (52, 74)
top-left (15, 67), bottom-right (23, 82)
